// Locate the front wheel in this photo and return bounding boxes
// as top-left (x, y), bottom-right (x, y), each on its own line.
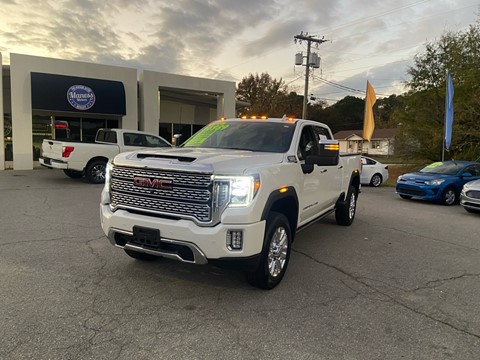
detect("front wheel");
top-left (246, 212), bottom-right (291, 290)
top-left (335, 185), bottom-right (357, 226)
top-left (441, 188), bottom-right (457, 206)
top-left (85, 160), bottom-right (107, 184)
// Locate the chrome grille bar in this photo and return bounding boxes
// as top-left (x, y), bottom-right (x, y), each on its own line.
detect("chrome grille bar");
top-left (110, 165), bottom-right (213, 223)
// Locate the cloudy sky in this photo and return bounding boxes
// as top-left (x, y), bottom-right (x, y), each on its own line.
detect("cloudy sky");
top-left (0, 0), bottom-right (478, 104)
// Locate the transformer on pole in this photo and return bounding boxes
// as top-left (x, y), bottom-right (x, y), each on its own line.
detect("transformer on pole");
top-left (294, 32), bottom-right (328, 119)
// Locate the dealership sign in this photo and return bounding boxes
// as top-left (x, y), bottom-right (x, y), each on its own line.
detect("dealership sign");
top-left (67, 85), bottom-right (96, 110)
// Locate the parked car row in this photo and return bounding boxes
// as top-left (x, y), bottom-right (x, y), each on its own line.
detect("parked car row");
top-left (395, 160), bottom-right (480, 213)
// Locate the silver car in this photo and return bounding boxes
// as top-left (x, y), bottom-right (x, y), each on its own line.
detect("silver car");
top-left (460, 179), bottom-right (480, 213)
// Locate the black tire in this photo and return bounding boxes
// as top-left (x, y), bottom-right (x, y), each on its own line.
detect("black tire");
top-left (335, 185), bottom-right (357, 226)
top-left (63, 169), bottom-right (84, 179)
top-left (246, 212), bottom-right (291, 290)
top-left (400, 194), bottom-right (412, 200)
top-left (370, 173), bottom-right (382, 187)
top-left (124, 249), bottom-right (157, 261)
top-left (441, 188), bottom-right (457, 206)
top-left (85, 160), bottom-right (107, 184)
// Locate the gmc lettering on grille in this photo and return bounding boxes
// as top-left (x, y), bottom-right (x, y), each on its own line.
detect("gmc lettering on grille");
top-left (133, 176), bottom-right (173, 190)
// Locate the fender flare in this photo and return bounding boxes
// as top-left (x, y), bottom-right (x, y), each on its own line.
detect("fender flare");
top-left (260, 186), bottom-right (299, 240)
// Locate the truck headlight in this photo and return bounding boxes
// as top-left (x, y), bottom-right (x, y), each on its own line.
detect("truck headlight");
top-left (213, 175), bottom-right (260, 208)
top-left (100, 161), bottom-right (113, 205)
top-left (424, 179), bottom-right (445, 186)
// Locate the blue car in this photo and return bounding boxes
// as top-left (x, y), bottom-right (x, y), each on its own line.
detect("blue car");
top-left (396, 161), bottom-right (480, 205)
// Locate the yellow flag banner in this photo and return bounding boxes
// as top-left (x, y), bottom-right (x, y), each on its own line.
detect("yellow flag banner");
top-left (363, 80), bottom-right (376, 142)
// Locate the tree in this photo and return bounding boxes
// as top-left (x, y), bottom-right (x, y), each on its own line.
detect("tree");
top-left (396, 20), bottom-right (480, 160)
top-left (236, 73), bottom-right (289, 117)
top-left (312, 96), bottom-right (364, 133)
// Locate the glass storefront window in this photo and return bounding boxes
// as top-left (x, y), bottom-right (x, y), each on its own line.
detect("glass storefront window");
top-left (32, 115), bottom-right (53, 160)
top-left (4, 114), bottom-right (13, 161)
top-left (159, 123), bottom-right (172, 143)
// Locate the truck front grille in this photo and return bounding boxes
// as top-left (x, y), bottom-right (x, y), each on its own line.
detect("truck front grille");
top-left (110, 165), bottom-right (213, 223)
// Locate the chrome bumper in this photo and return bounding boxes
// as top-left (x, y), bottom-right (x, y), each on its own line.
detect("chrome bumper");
top-left (107, 228), bottom-right (208, 265)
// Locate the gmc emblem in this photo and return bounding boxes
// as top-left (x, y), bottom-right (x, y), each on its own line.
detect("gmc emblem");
top-left (133, 176), bottom-right (173, 190)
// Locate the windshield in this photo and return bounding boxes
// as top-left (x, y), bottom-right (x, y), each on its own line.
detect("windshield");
top-left (182, 121), bottom-right (296, 152)
top-left (419, 162), bottom-right (463, 175)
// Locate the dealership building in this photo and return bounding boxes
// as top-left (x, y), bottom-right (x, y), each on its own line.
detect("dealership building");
top-left (0, 53), bottom-right (236, 170)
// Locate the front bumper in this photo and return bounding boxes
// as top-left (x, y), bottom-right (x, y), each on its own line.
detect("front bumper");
top-left (39, 157), bottom-right (68, 169)
top-left (395, 183), bottom-right (441, 200)
top-left (460, 191), bottom-right (480, 211)
top-left (100, 204), bottom-right (266, 266)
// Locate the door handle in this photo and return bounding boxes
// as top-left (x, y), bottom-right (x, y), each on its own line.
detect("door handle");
top-left (320, 169), bottom-right (327, 173)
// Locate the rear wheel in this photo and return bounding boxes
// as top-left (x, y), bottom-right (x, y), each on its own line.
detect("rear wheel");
top-left (399, 194), bottom-right (412, 200)
top-left (124, 249), bottom-right (157, 261)
top-left (441, 188), bottom-right (457, 206)
top-left (246, 212), bottom-right (291, 290)
top-left (63, 169), bottom-right (83, 179)
top-left (85, 160), bottom-right (107, 184)
top-left (335, 186), bottom-right (357, 226)
top-left (370, 174), bottom-right (382, 187)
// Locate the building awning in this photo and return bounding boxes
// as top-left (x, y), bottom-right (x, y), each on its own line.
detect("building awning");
top-left (31, 72), bottom-right (126, 116)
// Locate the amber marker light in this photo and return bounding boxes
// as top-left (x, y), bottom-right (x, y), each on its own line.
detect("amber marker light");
top-left (324, 144), bottom-right (340, 151)
top-left (254, 178), bottom-right (261, 195)
top-left (279, 187), bottom-right (288, 193)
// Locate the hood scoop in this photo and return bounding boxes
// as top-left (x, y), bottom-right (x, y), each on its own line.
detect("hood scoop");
top-left (136, 153), bottom-right (196, 163)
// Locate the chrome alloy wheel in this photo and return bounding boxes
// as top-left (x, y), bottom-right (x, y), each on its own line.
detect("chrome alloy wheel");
top-left (371, 174), bottom-right (382, 187)
top-left (267, 227), bottom-right (288, 278)
top-left (91, 164), bottom-right (106, 182)
top-left (444, 189), bottom-right (456, 205)
top-left (348, 192), bottom-right (356, 219)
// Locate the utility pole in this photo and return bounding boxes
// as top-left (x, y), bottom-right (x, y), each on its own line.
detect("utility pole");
top-left (294, 32), bottom-right (328, 119)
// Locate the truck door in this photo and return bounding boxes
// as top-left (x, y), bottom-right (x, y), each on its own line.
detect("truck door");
top-left (297, 125), bottom-right (340, 223)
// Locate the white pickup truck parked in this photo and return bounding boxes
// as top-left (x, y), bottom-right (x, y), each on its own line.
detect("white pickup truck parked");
top-left (40, 128), bottom-right (171, 183)
top-left (100, 117), bottom-right (362, 289)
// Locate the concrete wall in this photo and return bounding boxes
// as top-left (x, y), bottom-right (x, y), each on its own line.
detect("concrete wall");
top-left (139, 70), bottom-right (236, 134)
top-left (9, 53), bottom-right (138, 170)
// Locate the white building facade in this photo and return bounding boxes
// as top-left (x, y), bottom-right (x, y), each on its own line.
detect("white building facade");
top-left (1, 53), bottom-right (236, 170)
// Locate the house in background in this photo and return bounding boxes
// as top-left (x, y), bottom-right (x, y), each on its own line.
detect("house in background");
top-left (333, 128), bottom-right (397, 156)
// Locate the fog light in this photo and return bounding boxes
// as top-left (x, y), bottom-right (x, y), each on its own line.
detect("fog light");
top-left (226, 230), bottom-right (243, 250)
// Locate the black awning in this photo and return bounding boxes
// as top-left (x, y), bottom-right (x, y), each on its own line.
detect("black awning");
top-left (31, 72), bottom-right (126, 116)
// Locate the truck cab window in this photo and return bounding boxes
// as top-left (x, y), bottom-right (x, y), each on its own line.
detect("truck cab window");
top-left (298, 126), bottom-right (319, 161)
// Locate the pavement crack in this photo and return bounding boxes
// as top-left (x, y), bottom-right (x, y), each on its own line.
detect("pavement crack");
top-left (412, 272), bottom-right (480, 292)
top-left (294, 248), bottom-right (480, 340)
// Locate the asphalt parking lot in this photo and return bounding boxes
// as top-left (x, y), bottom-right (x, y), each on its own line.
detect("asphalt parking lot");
top-left (1, 168), bottom-right (479, 360)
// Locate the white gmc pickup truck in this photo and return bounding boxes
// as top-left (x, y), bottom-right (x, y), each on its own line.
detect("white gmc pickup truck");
top-left (100, 117), bottom-right (361, 289)
top-left (40, 128), bottom-right (171, 183)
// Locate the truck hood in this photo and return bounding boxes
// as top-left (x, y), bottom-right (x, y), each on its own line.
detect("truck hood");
top-left (113, 147), bottom-right (285, 174)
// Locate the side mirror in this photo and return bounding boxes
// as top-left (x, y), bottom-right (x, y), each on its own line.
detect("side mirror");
top-left (301, 140), bottom-right (339, 174)
top-left (462, 172), bottom-right (473, 178)
top-left (172, 134), bottom-right (183, 147)
top-left (316, 139), bottom-right (340, 166)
